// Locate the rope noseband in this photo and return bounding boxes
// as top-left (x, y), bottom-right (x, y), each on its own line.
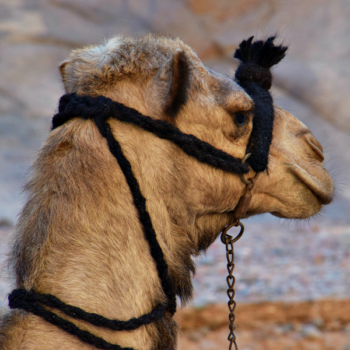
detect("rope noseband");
top-left (9, 36), bottom-right (287, 350)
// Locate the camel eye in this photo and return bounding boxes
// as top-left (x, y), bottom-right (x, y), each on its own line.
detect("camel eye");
top-left (235, 113), bottom-right (247, 126)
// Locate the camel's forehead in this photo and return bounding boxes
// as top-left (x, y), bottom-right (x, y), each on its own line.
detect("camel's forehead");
top-left (207, 69), bottom-right (253, 112)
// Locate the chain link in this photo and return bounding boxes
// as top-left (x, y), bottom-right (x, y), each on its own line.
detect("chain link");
top-left (221, 220), bottom-right (245, 350)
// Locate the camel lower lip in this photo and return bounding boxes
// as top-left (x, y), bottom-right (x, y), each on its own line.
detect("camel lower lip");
top-left (288, 162), bottom-right (334, 205)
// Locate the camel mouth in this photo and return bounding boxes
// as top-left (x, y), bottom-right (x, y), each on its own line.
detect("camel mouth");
top-left (288, 162), bottom-right (334, 205)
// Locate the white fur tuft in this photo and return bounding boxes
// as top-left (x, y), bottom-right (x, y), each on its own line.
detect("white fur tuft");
top-left (86, 36), bottom-right (122, 68)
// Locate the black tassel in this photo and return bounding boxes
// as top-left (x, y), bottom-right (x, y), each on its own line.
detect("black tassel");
top-left (234, 36), bottom-right (288, 172)
top-left (234, 36), bottom-right (287, 69)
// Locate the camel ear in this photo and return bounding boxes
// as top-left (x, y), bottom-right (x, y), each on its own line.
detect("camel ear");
top-left (155, 50), bottom-right (190, 118)
top-left (59, 60), bottom-right (70, 92)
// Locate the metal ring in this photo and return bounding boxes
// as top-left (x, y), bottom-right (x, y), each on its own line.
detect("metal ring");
top-left (253, 172), bottom-right (260, 181)
top-left (220, 221), bottom-right (245, 244)
top-left (240, 153), bottom-right (253, 185)
top-left (240, 168), bottom-right (261, 186)
top-left (240, 174), bottom-right (252, 185)
top-left (242, 153), bottom-right (252, 163)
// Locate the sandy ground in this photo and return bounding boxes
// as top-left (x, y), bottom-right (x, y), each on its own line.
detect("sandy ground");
top-left (177, 300), bottom-right (350, 350)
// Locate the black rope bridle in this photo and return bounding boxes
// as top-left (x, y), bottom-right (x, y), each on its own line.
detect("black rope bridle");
top-left (8, 36), bottom-right (287, 350)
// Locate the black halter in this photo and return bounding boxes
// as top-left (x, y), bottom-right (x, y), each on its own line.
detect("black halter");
top-left (8, 37), bottom-right (287, 349)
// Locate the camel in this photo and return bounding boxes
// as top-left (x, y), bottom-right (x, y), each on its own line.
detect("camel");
top-left (0, 34), bottom-right (333, 350)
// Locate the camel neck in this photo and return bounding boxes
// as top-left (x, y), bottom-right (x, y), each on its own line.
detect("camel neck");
top-left (11, 118), bottom-right (183, 349)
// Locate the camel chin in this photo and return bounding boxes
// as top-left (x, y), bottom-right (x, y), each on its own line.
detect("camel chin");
top-left (270, 187), bottom-right (325, 219)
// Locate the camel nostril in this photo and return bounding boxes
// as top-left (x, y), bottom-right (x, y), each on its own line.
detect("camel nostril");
top-left (306, 134), bottom-right (324, 162)
top-left (309, 134), bottom-right (323, 153)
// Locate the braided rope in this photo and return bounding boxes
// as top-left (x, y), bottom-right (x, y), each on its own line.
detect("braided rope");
top-left (93, 115), bottom-right (177, 315)
top-left (52, 93), bottom-right (249, 175)
top-left (9, 289), bottom-right (167, 331)
top-left (9, 291), bottom-right (134, 350)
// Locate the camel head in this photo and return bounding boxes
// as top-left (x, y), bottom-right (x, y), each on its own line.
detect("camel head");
top-left (60, 35), bottom-right (333, 241)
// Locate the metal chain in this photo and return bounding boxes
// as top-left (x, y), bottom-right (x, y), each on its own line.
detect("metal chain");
top-left (221, 220), bottom-right (245, 350)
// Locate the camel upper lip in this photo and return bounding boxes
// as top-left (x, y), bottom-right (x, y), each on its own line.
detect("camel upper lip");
top-left (288, 162), bottom-right (334, 205)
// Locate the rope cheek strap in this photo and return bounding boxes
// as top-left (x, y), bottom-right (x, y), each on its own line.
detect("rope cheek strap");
top-left (8, 36), bottom-right (287, 350)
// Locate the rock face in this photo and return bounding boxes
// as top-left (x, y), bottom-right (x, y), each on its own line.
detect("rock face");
top-left (1, 0), bottom-right (350, 223)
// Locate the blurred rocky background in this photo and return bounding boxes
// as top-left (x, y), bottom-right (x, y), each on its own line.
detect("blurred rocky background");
top-left (1, 0), bottom-right (350, 349)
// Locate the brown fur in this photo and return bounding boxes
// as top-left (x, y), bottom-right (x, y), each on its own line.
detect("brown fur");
top-left (0, 34), bottom-right (333, 349)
